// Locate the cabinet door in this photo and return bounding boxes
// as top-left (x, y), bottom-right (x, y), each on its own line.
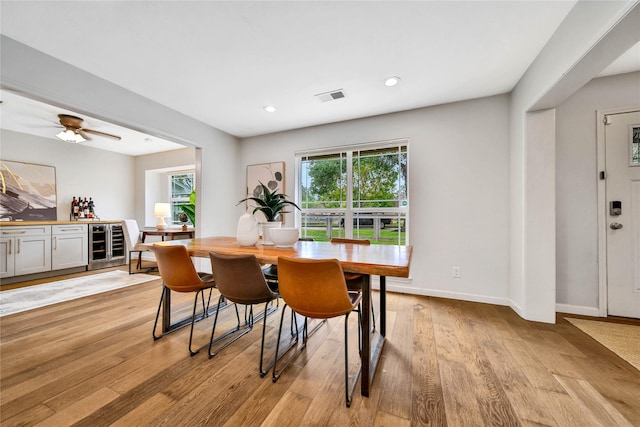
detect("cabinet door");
top-left (0, 237), bottom-right (15, 278)
top-left (52, 233), bottom-right (88, 270)
top-left (15, 234), bottom-right (52, 276)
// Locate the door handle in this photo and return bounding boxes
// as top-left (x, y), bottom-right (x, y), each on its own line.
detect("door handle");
top-left (610, 222), bottom-right (623, 230)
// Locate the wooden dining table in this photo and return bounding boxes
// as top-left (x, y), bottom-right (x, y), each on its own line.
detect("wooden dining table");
top-left (155, 236), bottom-right (412, 397)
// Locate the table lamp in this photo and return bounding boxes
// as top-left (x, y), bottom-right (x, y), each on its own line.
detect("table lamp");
top-left (154, 202), bottom-right (171, 230)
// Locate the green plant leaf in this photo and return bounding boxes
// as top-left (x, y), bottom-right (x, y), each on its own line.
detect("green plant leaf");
top-left (179, 190), bottom-right (196, 226)
top-left (238, 181), bottom-right (300, 221)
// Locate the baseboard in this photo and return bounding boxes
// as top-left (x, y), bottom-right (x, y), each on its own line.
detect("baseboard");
top-left (368, 278), bottom-right (602, 321)
top-left (383, 281), bottom-right (511, 307)
top-left (556, 303), bottom-right (603, 317)
top-left (509, 299), bottom-right (525, 319)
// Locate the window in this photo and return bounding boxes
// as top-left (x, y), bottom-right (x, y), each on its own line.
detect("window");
top-left (632, 126), bottom-right (640, 165)
top-left (169, 172), bottom-right (195, 225)
top-left (296, 139), bottom-right (408, 245)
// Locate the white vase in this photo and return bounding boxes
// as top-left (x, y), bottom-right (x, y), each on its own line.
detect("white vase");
top-left (261, 221), bottom-right (281, 245)
top-left (236, 212), bottom-right (260, 246)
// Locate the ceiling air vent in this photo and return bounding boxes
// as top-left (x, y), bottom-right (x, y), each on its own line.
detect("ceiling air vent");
top-left (315, 89), bottom-right (346, 102)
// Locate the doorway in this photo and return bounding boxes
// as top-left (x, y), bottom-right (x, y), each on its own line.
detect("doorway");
top-left (598, 109), bottom-right (640, 318)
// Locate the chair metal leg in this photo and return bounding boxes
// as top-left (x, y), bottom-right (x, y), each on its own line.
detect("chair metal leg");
top-left (130, 250), bottom-right (156, 274)
top-left (272, 304), bottom-right (296, 382)
top-left (259, 301), bottom-right (276, 377)
top-left (208, 297), bottom-right (248, 358)
top-left (153, 285), bottom-right (217, 341)
top-left (371, 298), bottom-right (376, 332)
top-left (189, 289), bottom-right (205, 356)
top-left (152, 285), bottom-right (166, 340)
top-left (272, 307), bottom-right (326, 382)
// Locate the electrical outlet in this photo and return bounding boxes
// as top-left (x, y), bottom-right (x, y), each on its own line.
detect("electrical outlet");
top-left (452, 266), bottom-right (461, 278)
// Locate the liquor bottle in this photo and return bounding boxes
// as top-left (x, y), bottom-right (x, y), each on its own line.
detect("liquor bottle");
top-left (83, 197), bottom-right (89, 216)
top-left (77, 196), bottom-right (83, 218)
top-left (73, 197), bottom-right (79, 217)
top-left (88, 198), bottom-right (95, 218)
top-left (71, 197), bottom-right (77, 220)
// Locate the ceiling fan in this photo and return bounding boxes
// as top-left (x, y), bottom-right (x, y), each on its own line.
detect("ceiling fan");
top-left (55, 114), bottom-right (122, 143)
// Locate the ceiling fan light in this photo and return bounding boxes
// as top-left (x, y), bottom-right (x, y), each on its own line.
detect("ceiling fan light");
top-left (56, 129), bottom-right (86, 143)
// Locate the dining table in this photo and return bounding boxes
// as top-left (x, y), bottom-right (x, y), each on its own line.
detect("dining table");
top-left (155, 236), bottom-right (412, 397)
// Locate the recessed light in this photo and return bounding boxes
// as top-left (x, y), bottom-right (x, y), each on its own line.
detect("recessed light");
top-left (264, 105), bottom-right (276, 113)
top-left (384, 76), bottom-right (401, 87)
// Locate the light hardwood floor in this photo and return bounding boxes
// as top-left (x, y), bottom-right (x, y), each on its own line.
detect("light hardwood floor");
top-left (1, 268), bottom-right (639, 426)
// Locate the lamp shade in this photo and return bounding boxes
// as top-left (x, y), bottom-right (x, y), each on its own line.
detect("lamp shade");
top-left (154, 203), bottom-right (171, 217)
top-left (154, 202), bottom-right (171, 230)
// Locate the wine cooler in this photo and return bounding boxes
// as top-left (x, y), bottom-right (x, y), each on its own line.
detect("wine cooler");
top-left (88, 223), bottom-right (126, 270)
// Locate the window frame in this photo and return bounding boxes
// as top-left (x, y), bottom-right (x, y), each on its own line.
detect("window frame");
top-left (294, 139), bottom-right (409, 245)
top-left (168, 170), bottom-right (195, 225)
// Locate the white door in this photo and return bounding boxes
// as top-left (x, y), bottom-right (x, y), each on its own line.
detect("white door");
top-left (606, 110), bottom-right (640, 318)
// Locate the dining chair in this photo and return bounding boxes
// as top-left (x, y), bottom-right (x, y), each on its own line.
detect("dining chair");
top-left (208, 252), bottom-right (279, 376)
top-left (330, 238), bottom-right (375, 331)
top-left (151, 244), bottom-right (216, 355)
top-left (122, 219), bottom-right (155, 274)
top-left (262, 237), bottom-right (313, 288)
top-left (272, 256), bottom-right (362, 407)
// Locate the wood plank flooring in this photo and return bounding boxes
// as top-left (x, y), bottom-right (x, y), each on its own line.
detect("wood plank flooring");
top-left (1, 269), bottom-right (639, 426)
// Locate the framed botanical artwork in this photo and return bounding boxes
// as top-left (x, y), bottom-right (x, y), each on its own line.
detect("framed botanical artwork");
top-left (0, 160), bottom-right (58, 221)
top-left (246, 161), bottom-right (285, 221)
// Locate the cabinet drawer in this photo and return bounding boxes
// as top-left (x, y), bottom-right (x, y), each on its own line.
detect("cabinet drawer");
top-left (1, 226), bottom-right (51, 237)
top-left (52, 224), bottom-right (88, 235)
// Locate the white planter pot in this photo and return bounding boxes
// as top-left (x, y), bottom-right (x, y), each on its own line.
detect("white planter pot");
top-left (260, 222), bottom-right (281, 245)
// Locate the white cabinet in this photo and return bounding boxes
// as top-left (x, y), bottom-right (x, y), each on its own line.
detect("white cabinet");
top-left (0, 235), bottom-right (15, 277)
top-left (0, 226), bottom-right (52, 279)
top-left (52, 224), bottom-right (88, 270)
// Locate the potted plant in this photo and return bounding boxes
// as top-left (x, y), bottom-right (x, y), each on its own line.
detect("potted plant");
top-left (238, 182), bottom-right (300, 244)
top-left (178, 190), bottom-right (196, 228)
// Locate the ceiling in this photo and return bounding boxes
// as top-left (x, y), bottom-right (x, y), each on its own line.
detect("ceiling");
top-left (0, 91), bottom-right (186, 156)
top-left (1, 1), bottom-right (639, 156)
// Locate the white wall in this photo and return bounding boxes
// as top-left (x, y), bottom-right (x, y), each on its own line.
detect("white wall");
top-left (1, 129), bottom-right (136, 221)
top-left (1, 36), bottom-right (242, 239)
top-left (135, 148), bottom-right (196, 227)
top-left (508, 0), bottom-right (638, 322)
top-left (556, 71), bottom-right (640, 314)
top-left (240, 95), bottom-right (511, 304)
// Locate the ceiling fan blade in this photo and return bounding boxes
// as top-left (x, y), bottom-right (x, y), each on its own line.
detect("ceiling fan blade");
top-left (81, 128), bottom-right (122, 141)
top-left (77, 129), bottom-right (90, 141)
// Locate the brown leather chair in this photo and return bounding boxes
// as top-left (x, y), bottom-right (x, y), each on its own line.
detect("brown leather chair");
top-left (262, 237), bottom-right (313, 288)
top-left (209, 252), bottom-right (279, 376)
top-left (330, 238), bottom-right (371, 290)
top-left (273, 256), bottom-right (362, 407)
top-left (151, 244), bottom-right (216, 356)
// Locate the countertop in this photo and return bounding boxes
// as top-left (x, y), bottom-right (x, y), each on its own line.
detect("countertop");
top-left (0, 220), bottom-right (123, 226)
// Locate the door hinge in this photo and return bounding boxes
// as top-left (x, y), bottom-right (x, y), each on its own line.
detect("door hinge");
top-left (604, 115), bottom-right (611, 125)
top-left (600, 171), bottom-right (607, 180)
